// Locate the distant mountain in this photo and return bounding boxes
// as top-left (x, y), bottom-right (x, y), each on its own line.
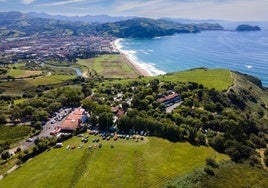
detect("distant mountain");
top-left (28, 12), bottom-right (136, 23)
top-left (0, 11), bottom-right (97, 39)
top-left (0, 11), bottom-right (224, 39)
top-left (96, 18), bottom-right (223, 38)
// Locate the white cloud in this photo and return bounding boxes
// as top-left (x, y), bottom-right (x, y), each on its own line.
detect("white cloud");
top-left (38, 0), bottom-right (87, 7)
top-left (112, 0), bottom-right (268, 21)
top-left (21, 0), bottom-right (35, 4)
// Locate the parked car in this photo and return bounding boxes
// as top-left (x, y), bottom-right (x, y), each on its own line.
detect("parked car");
top-left (26, 138), bottom-right (33, 142)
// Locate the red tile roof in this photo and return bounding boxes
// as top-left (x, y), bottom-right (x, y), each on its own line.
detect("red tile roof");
top-left (60, 108), bottom-right (85, 131)
top-left (157, 93), bottom-right (179, 103)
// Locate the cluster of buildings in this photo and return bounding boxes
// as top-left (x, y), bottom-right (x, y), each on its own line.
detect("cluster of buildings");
top-left (0, 35), bottom-right (119, 64)
top-left (50, 108), bottom-right (88, 135)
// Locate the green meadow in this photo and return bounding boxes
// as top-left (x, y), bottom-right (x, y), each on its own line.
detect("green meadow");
top-left (109, 68), bottom-right (233, 91)
top-left (26, 75), bottom-right (76, 86)
top-left (7, 69), bottom-right (42, 78)
top-left (155, 68), bottom-right (233, 91)
top-left (0, 136), bottom-right (228, 188)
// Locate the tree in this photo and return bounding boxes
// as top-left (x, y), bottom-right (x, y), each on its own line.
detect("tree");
top-left (98, 112), bottom-right (113, 131)
top-left (1, 150), bottom-right (10, 160)
top-left (81, 98), bottom-right (96, 112)
top-left (0, 112), bottom-right (7, 124)
top-left (32, 108), bottom-right (49, 122)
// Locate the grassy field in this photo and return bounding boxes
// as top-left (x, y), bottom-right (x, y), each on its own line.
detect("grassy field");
top-left (109, 68), bottom-right (233, 91)
top-left (26, 75), bottom-right (76, 86)
top-left (0, 80), bottom-right (36, 95)
top-left (7, 69), bottom-right (42, 78)
top-left (77, 55), bottom-right (138, 78)
top-left (0, 136), bottom-right (228, 188)
top-left (156, 68), bottom-right (233, 91)
top-left (0, 75), bottom-right (75, 95)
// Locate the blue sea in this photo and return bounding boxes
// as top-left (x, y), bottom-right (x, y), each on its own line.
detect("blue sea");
top-left (115, 22), bottom-right (268, 87)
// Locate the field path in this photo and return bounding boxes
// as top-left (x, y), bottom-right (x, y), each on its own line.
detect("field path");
top-left (226, 71), bottom-right (237, 93)
top-left (256, 147), bottom-right (268, 171)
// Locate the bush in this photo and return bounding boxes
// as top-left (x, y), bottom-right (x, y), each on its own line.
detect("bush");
top-left (204, 167), bottom-right (215, 176)
top-left (206, 157), bottom-right (219, 168)
top-left (1, 150), bottom-right (10, 160)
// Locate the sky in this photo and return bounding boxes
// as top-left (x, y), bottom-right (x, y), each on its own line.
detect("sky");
top-left (0, 0), bottom-right (268, 21)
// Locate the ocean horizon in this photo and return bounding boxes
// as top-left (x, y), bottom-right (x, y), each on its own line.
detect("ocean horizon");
top-left (114, 22), bottom-right (268, 87)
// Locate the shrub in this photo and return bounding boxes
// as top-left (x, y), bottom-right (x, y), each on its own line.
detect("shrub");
top-left (204, 167), bottom-right (215, 176)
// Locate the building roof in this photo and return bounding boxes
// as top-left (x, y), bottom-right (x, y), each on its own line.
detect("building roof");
top-left (60, 108), bottom-right (85, 131)
top-left (60, 119), bottom-right (79, 131)
top-left (157, 93), bottom-right (180, 103)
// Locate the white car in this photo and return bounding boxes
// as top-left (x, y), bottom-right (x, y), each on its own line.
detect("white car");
top-left (26, 138), bottom-right (33, 142)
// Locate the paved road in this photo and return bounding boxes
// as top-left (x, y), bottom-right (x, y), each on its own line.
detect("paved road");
top-left (165, 101), bottom-right (183, 113)
top-left (9, 108), bottom-right (72, 154)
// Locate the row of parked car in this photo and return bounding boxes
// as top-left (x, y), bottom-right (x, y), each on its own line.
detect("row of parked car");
top-left (51, 108), bottom-right (72, 124)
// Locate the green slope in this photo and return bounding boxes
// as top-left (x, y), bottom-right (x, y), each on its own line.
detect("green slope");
top-left (0, 136), bottom-right (228, 188)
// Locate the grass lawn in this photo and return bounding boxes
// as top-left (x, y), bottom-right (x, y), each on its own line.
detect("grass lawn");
top-left (26, 75), bottom-right (76, 86)
top-left (0, 136), bottom-right (228, 188)
top-left (7, 69), bottom-right (42, 78)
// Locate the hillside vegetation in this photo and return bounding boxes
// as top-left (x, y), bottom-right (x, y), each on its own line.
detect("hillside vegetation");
top-left (165, 162), bottom-right (268, 188)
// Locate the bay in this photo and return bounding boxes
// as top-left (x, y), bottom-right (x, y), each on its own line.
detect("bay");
top-left (118, 24), bottom-right (268, 87)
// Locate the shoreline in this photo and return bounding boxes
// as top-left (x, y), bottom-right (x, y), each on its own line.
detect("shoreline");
top-left (112, 39), bottom-right (152, 77)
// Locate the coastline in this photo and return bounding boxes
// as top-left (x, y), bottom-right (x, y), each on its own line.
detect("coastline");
top-left (112, 39), bottom-right (152, 77)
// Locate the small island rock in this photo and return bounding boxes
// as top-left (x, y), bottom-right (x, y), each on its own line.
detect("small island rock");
top-left (236, 24), bottom-right (261, 31)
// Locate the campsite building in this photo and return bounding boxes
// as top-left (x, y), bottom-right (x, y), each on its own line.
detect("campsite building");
top-left (59, 108), bottom-right (88, 133)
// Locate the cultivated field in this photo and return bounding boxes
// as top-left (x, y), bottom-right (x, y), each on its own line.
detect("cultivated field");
top-left (0, 136), bottom-right (228, 188)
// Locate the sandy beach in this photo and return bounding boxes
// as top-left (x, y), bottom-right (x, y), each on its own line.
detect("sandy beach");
top-left (112, 39), bottom-right (152, 77)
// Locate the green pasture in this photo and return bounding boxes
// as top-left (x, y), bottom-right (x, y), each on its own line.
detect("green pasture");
top-left (0, 80), bottom-right (35, 95)
top-left (7, 69), bottom-right (42, 78)
top-left (0, 136), bottom-right (228, 188)
top-left (26, 75), bottom-right (76, 86)
top-left (106, 68), bottom-right (233, 91)
top-left (157, 69), bottom-right (233, 91)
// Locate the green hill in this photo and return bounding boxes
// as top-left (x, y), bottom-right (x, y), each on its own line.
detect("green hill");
top-left (0, 12), bottom-right (223, 39)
